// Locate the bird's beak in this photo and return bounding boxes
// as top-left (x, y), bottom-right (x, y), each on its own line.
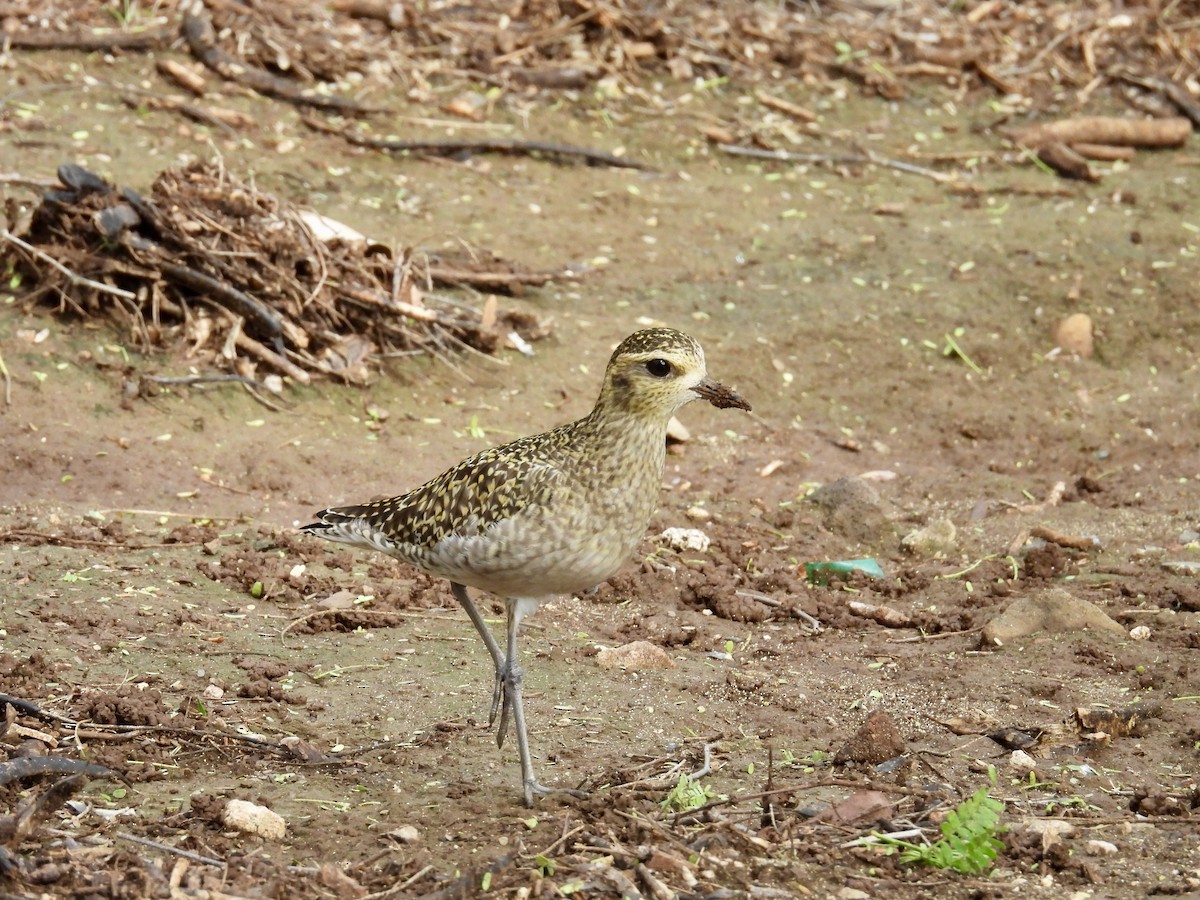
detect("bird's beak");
top-left (692, 376), bottom-right (752, 411)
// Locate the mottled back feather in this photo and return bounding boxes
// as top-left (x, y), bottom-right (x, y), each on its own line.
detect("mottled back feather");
top-left (313, 430), bottom-right (566, 550)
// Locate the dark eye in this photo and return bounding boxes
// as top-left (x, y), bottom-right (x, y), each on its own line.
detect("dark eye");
top-left (645, 358), bottom-right (672, 378)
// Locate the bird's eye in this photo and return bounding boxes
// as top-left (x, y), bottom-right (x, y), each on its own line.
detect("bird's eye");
top-left (645, 358), bottom-right (672, 378)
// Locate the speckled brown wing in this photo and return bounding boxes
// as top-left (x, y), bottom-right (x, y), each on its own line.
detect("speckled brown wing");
top-left (302, 432), bottom-right (567, 554)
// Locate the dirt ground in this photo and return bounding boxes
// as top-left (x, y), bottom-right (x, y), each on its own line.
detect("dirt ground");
top-left (3, 5), bottom-right (1200, 899)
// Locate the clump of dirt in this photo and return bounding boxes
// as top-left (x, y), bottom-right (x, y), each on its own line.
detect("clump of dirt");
top-left (232, 657), bottom-right (304, 702)
top-left (74, 688), bottom-right (171, 726)
top-left (0, 653), bottom-right (61, 697)
top-left (165, 522), bottom-right (220, 544)
top-left (284, 609), bottom-right (407, 635)
top-left (235, 658), bottom-right (292, 680)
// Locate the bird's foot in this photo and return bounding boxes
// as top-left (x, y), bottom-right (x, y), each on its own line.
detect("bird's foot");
top-left (522, 778), bottom-right (588, 808)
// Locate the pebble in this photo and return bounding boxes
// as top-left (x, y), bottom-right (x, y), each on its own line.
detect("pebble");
top-left (1129, 625), bottom-right (1151, 640)
top-left (659, 527), bottom-right (710, 553)
top-left (596, 640), bottom-right (675, 671)
top-left (1020, 818), bottom-right (1076, 840)
top-left (318, 590), bottom-right (358, 610)
top-left (759, 459), bottom-right (785, 477)
top-left (981, 587), bottom-right (1126, 646)
top-left (223, 799), bottom-right (286, 841)
top-left (1161, 560), bottom-right (1200, 576)
top-left (387, 825), bottom-right (420, 843)
top-left (900, 517), bottom-right (957, 557)
top-left (1054, 312), bottom-right (1094, 357)
top-left (665, 416), bottom-right (690, 443)
top-left (1010, 749), bottom-right (1038, 772)
top-left (1086, 839), bottom-right (1119, 855)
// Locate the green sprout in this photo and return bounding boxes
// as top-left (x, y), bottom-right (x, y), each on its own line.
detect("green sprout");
top-left (875, 773), bottom-right (1005, 875)
top-left (661, 774), bottom-right (714, 812)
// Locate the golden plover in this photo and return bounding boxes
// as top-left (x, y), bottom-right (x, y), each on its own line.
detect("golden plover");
top-left (301, 328), bottom-right (751, 805)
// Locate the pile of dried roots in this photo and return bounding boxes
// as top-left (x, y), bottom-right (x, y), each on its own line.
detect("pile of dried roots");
top-left (4, 160), bottom-right (552, 385)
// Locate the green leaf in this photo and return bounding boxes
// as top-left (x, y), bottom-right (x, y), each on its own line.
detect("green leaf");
top-left (875, 778), bottom-right (1005, 874)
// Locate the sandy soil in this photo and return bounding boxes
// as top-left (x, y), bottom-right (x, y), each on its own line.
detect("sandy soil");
top-left (3, 40), bottom-right (1200, 900)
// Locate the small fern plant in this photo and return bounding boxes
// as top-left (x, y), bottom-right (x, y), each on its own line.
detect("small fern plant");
top-left (660, 774), bottom-right (715, 812)
top-left (877, 773), bottom-right (1005, 875)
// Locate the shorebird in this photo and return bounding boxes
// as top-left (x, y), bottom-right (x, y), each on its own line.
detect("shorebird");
top-left (301, 328), bottom-right (751, 805)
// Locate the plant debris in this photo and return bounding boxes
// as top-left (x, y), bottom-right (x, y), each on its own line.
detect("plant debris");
top-left (4, 161), bottom-right (553, 385)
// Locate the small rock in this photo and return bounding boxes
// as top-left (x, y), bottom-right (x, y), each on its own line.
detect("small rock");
top-left (596, 640), bottom-right (675, 671)
top-left (685, 505), bottom-right (712, 522)
top-left (759, 459), bottom-right (785, 477)
top-left (444, 90), bottom-right (488, 121)
top-left (808, 476), bottom-right (895, 546)
top-left (202, 684), bottom-right (224, 700)
top-left (981, 587), bottom-right (1126, 647)
top-left (1054, 312), bottom-right (1094, 358)
top-left (820, 790), bottom-right (894, 825)
top-left (666, 416), bottom-right (690, 443)
top-left (900, 517), bottom-right (957, 558)
top-left (318, 590), bottom-right (358, 610)
top-left (645, 849), bottom-right (695, 885)
top-left (659, 527), bottom-right (710, 553)
top-left (1177, 528), bottom-right (1199, 544)
top-left (223, 799), bottom-right (286, 841)
top-left (1018, 818), bottom-right (1076, 844)
top-left (1161, 560), bottom-right (1200, 576)
top-left (387, 825), bottom-right (420, 844)
top-left (836, 889), bottom-right (871, 900)
top-left (318, 863), bottom-right (367, 898)
top-left (1010, 749), bottom-right (1038, 772)
top-left (1086, 839), bottom-right (1119, 855)
top-left (1129, 625), bottom-right (1151, 641)
top-left (834, 710), bottom-right (905, 765)
top-left (859, 469), bottom-right (897, 482)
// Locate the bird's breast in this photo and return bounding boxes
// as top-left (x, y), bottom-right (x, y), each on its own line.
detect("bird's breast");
top-left (411, 431), bottom-right (666, 598)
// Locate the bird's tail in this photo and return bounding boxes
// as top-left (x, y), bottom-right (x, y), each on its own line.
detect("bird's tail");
top-left (300, 505), bottom-right (395, 552)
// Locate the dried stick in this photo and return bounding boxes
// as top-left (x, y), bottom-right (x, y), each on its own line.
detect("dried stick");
top-left (1, 229), bottom-right (138, 300)
top-left (116, 832), bottom-right (225, 867)
top-left (234, 332), bottom-right (311, 385)
top-left (717, 144), bottom-right (955, 183)
top-left (0, 349), bottom-right (10, 405)
top-left (302, 114), bottom-right (653, 170)
top-left (6, 25), bottom-right (173, 52)
top-left (157, 261), bottom-right (285, 350)
top-left (1009, 116), bottom-right (1192, 149)
top-left (0, 172), bottom-right (60, 188)
top-left (145, 374), bottom-right (261, 387)
top-left (426, 266), bottom-right (557, 291)
top-left (180, 2), bottom-right (377, 115)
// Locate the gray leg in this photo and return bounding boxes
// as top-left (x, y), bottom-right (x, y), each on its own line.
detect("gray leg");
top-left (453, 587), bottom-right (584, 805)
top-left (450, 583), bottom-right (506, 726)
top-left (503, 597), bottom-right (545, 806)
top-left (502, 597), bottom-right (589, 806)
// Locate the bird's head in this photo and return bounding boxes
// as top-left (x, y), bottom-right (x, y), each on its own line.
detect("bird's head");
top-left (596, 328), bottom-right (751, 420)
